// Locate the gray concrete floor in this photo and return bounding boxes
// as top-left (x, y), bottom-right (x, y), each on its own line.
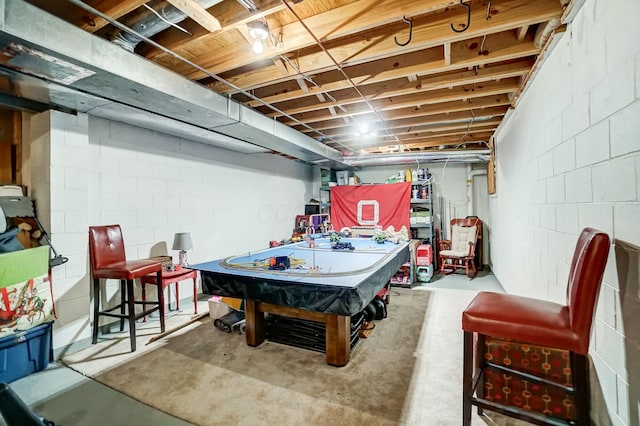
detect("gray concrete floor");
top-left (1, 271), bottom-right (505, 426)
top-left (1, 362), bottom-right (194, 426)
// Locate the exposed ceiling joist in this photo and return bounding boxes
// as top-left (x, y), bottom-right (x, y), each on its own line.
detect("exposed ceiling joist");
top-left (20, 0), bottom-right (567, 158)
top-left (166, 0), bottom-right (222, 32)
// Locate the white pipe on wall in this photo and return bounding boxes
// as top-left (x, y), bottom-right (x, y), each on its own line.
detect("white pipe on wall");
top-left (467, 165), bottom-right (487, 217)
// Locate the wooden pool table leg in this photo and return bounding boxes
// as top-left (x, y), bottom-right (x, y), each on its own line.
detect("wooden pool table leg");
top-left (245, 300), bottom-right (265, 347)
top-left (325, 314), bottom-right (350, 367)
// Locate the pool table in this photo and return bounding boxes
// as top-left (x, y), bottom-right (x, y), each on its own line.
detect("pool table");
top-left (191, 237), bottom-right (409, 366)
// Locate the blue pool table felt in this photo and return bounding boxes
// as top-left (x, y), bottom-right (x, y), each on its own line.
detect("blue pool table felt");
top-left (192, 238), bottom-right (407, 288)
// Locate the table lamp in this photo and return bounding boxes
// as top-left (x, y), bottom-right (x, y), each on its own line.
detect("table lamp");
top-left (172, 232), bottom-right (193, 266)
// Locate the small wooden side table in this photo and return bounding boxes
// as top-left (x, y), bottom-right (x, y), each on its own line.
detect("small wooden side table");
top-left (141, 267), bottom-right (198, 319)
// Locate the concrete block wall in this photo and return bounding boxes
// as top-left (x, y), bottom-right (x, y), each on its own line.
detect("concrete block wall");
top-left (27, 110), bottom-right (313, 353)
top-left (491, 0), bottom-right (640, 424)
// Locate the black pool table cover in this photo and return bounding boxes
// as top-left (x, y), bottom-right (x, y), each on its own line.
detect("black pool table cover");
top-left (191, 238), bottom-right (410, 316)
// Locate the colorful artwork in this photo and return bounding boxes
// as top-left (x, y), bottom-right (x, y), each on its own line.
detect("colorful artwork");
top-left (0, 246), bottom-right (53, 337)
top-left (0, 275), bottom-right (53, 337)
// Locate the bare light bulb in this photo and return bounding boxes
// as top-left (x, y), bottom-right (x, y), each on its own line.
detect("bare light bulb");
top-left (252, 39), bottom-right (264, 54)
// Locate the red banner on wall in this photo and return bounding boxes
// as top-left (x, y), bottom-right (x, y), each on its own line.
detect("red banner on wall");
top-left (330, 182), bottom-right (411, 231)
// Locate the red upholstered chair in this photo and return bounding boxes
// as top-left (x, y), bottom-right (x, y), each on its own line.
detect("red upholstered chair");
top-left (462, 227), bottom-right (610, 425)
top-left (89, 225), bottom-right (165, 352)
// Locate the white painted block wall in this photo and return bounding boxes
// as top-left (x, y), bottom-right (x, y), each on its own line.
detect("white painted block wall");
top-left (27, 111), bottom-right (313, 353)
top-left (491, 0), bottom-right (640, 424)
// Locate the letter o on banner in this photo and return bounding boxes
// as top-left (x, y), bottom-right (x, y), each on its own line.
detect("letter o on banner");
top-left (357, 200), bottom-right (379, 225)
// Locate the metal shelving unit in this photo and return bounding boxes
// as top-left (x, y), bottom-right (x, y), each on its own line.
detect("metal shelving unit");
top-left (410, 179), bottom-right (437, 270)
top-left (319, 186), bottom-right (331, 214)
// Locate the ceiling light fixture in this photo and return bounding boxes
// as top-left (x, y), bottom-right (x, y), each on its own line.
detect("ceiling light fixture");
top-left (248, 20), bottom-right (270, 54)
top-left (354, 121), bottom-right (379, 137)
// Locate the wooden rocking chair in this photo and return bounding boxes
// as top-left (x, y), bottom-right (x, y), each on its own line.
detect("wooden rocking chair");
top-left (438, 218), bottom-right (481, 279)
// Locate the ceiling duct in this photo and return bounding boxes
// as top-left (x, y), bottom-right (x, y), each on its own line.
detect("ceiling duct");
top-left (0, 0), bottom-right (349, 169)
top-left (343, 150), bottom-right (491, 167)
top-left (111, 0), bottom-right (222, 52)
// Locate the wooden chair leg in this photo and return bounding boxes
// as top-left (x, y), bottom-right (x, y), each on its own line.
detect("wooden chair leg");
top-left (175, 281), bottom-right (180, 311)
top-left (475, 334), bottom-right (485, 416)
top-left (119, 280), bottom-right (126, 331)
top-left (572, 353), bottom-right (590, 425)
top-left (157, 271), bottom-right (165, 333)
top-left (463, 331), bottom-right (473, 426)
top-left (126, 279), bottom-right (136, 352)
top-left (92, 278), bottom-right (100, 344)
top-left (193, 277), bottom-right (198, 314)
top-left (141, 283), bottom-right (147, 322)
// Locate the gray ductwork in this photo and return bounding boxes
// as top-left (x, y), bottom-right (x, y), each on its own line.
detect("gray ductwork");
top-left (342, 150), bottom-right (491, 167)
top-left (0, 0), bottom-right (349, 169)
top-left (111, 0), bottom-right (222, 51)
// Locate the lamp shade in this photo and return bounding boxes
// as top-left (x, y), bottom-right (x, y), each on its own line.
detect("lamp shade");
top-left (172, 232), bottom-right (193, 251)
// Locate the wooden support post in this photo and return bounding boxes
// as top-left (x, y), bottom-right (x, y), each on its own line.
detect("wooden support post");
top-left (325, 314), bottom-right (350, 367)
top-left (245, 300), bottom-right (265, 347)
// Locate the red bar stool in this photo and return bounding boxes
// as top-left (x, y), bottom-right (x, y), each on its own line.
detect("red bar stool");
top-left (140, 267), bottom-right (199, 319)
top-left (89, 225), bottom-right (165, 352)
top-left (462, 227), bottom-right (610, 425)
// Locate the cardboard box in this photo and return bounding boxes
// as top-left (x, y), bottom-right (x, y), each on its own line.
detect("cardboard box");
top-left (208, 296), bottom-right (244, 319)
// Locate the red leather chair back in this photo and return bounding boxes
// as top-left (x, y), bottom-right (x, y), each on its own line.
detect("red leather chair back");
top-left (89, 225), bottom-right (126, 272)
top-left (566, 227), bottom-right (610, 354)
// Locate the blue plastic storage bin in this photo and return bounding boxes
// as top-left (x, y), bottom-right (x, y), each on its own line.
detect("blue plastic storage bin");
top-left (0, 322), bottom-right (53, 383)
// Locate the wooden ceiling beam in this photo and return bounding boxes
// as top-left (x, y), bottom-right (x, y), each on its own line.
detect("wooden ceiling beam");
top-left (341, 133), bottom-right (494, 151)
top-left (29, 0), bottom-right (147, 33)
top-left (268, 78), bottom-right (520, 122)
top-left (165, 0), bottom-right (221, 32)
top-left (138, 0), bottom-right (286, 59)
top-left (272, 57), bottom-right (290, 76)
top-left (336, 130), bottom-right (495, 149)
top-left (181, 0), bottom-right (560, 82)
top-left (228, 30), bottom-right (538, 101)
top-left (261, 60), bottom-right (531, 118)
top-left (400, 132), bottom-right (495, 148)
top-left (516, 25), bottom-right (530, 40)
top-left (167, 0), bottom-right (459, 78)
top-left (310, 106), bottom-right (508, 138)
top-left (87, 1), bottom-right (147, 32)
top-left (444, 42), bottom-right (452, 66)
top-left (332, 121), bottom-right (500, 146)
top-left (398, 124), bottom-right (499, 141)
top-left (291, 94), bottom-right (513, 131)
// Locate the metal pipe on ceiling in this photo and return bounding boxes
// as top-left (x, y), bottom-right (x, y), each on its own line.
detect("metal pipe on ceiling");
top-left (343, 150), bottom-right (491, 167)
top-left (64, 0), bottom-right (353, 155)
